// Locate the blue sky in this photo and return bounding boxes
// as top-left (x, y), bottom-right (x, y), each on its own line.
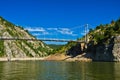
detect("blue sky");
top-left (0, 0), bottom-right (120, 44)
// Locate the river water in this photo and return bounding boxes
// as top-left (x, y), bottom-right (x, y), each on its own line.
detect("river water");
top-left (0, 61), bottom-right (120, 80)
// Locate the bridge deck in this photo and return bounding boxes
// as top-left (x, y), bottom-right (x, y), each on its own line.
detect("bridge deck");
top-left (0, 38), bottom-right (85, 43)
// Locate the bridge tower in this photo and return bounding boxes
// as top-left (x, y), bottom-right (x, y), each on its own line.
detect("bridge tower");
top-left (84, 24), bottom-right (89, 49)
top-left (84, 24), bottom-right (88, 43)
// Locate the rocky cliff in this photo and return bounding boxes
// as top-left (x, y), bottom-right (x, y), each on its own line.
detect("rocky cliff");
top-left (0, 17), bottom-right (51, 58)
top-left (86, 36), bottom-right (120, 61)
top-left (112, 36), bottom-right (120, 61)
top-left (86, 37), bottom-right (114, 61)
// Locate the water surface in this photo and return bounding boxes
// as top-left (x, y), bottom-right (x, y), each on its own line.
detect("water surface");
top-left (0, 61), bottom-right (120, 80)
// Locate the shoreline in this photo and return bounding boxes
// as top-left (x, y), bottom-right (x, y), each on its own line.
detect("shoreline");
top-left (0, 54), bottom-right (92, 62)
top-left (0, 57), bottom-right (46, 61)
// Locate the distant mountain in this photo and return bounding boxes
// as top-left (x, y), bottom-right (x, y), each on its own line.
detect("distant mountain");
top-left (48, 44), bottom-right (64, 49)
top-left (0, 16), bottom-right (52, 58)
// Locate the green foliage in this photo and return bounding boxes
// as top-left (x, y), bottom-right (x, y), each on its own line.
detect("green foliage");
top-left (89, 28), bottom-right (94, 33)
top-left (113, 19), bottom-right (120, 33)
top-left (88, 18), bottom-right (120, 45)
top-left (51, 42), bottom-right (77, 54)
top-left (96, 24), bottom-right (104, 30)
top-left (111, 20), bottom-right (115, 25)
top-left (48, 44), bottom-right (64, 49)
top-left (0, 41), bottom-right (4, 56)
top-left (37, 47), bottom-right (49, 54)
top-left (94, 33), bottom-right (105, 44)
top-left (48, 44), bottom-right (64, 54)
top-left (0, 16), bottom-right (15, 28)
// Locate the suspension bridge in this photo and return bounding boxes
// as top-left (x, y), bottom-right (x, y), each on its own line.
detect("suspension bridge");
top-left (0, 37), bottom-right (85, 43)
top-left (0, 24), bottom-right (92, 43)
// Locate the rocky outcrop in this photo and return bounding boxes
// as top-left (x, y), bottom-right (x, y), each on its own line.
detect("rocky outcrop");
top-left (66, 43), bottom-right (83, 57)
top-left (86, 36), bottom-right (120, 61)
top-left (112, 36), bottom-right (120, 61)
top-left (93, 44), bottom-right (114, 61)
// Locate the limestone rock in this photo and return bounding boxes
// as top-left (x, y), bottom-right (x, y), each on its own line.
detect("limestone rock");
top-left (112, 36), bottom-right (120, 61)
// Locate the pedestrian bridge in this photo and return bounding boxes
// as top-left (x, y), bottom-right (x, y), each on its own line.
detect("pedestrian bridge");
top-left (0, 37), bottom-right (85, 43)
top-left (0, 24), bottom-right (92, 44)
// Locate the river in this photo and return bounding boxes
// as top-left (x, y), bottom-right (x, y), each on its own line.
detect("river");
top-left (0, 61), bottom-right (120, 80)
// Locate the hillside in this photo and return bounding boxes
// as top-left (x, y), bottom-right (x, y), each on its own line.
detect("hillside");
top-left (0, 16), bottom-right (52, 59)
top-left (49, 18), bottom-right (120, 62)
top-left (88, 19), bottom-right (120, 44)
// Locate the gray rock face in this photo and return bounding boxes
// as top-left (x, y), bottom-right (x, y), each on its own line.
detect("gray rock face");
top-left (93, 44), bottom-right (114, 61)
top-left (86, 36), bottom-right (120, 61)
top-left (66, 43), bottom-right (82, 57)
top-left (112, 36), bottom-right (120, 61)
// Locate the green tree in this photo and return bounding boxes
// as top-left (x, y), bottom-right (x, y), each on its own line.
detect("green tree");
top-left (113, 19), bottom-right (120, 33)
top-left (111, 20), bottom-right (115, 25)
top-left (89, 28), bottom-right (94, 33)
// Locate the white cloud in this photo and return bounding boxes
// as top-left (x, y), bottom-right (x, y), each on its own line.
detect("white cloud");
top-left (25, 26), bottom-right (77, 36)
top-left (56, 28), bottom-right (77, 36)
top-left (25, 27), bottom-right (45, 32)
top-left (32, 33), bottom-right (42, 36)
top-left (32, 32), bottom-right (49, 36)
top-left (58, 28), bottom-right (72, 34)
top-left (25, 27), bottom-right (50, 35)
top-left (47, 28), bottom-right (77, 36)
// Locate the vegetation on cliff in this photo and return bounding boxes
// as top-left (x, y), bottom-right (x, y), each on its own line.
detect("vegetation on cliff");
top-left (50, 41), bottom-right (78, 55)
top-left (88, 18), bottom-right (120, 45)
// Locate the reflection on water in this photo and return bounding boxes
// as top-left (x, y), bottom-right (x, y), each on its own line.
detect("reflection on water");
top-left (0, 61), bottom-right (120, 80)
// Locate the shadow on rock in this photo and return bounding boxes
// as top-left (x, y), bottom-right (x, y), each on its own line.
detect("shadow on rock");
top-left (66, 43), bottom-right (84, 57)
top-left (85, 37), bottom-right (115, 62)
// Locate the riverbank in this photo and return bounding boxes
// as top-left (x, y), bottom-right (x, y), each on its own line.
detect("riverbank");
top-left (45, 53), bottom-right (92, 62)
top-left (0, 57), bottom-right (46, 61)
top-left (0, 55), bottom-right (92, 62)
